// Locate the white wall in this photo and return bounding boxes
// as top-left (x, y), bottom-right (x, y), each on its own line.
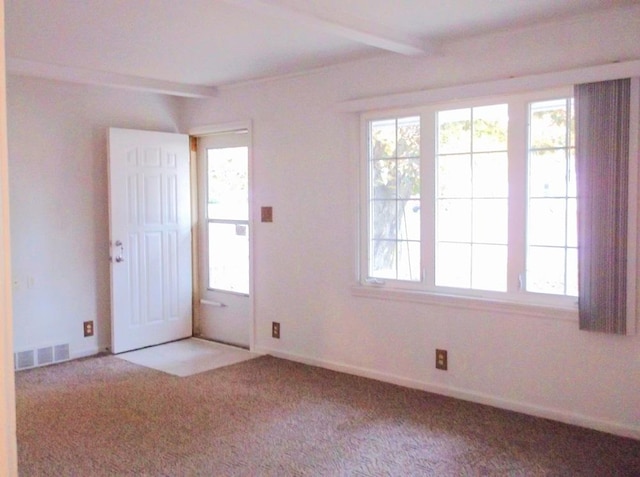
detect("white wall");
top-left (182, 5), bottom-right (640, 438)
top-left (7, 76), bottom-right (182, 358)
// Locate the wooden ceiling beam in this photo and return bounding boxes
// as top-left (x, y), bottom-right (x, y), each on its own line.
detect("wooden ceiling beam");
top-left (223, 0), bottom-right (435, 56)
top-left (7, 58), bottom-right (218, 98)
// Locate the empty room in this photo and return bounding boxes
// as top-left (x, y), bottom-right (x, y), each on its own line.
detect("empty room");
top-left (1, 0), bottom-right (640, 475)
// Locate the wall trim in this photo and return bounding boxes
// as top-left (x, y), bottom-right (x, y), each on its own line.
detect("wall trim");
top-left (337, 59), bottom-right (640, 112)
top-left (188, 120), bottom-right (251, 137)
top-left (351, 285), bottom-right (578, 322)
top-left (254, 346), bottom-right (640, 440)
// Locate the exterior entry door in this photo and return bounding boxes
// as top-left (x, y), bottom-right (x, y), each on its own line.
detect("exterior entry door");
top-left (108, 128), bottom-right (192, 354)
top-left (197, 130), bottom-right (251, 348)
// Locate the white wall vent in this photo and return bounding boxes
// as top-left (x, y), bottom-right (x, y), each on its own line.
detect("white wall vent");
top-left (54, 344), bottom-right (70, 362)
top-left (15, 343), bottom-right (71, 371)
top-left (15, 350), bottom-right (35, 370)
top-left (37, 346), bottom-right (54, 365)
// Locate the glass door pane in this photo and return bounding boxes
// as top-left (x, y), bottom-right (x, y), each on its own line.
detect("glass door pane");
top-left (208, 222), bottom-right (249, 294)
top-left (207, 147), bottom-right (249, 221)
top-left (207, 146), bottom-right (249, 294)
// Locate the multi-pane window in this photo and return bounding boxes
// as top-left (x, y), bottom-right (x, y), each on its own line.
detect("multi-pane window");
top-left (363, 91), bottom-right (578, 305)
top-left (436, 105), bottom-right (509, 291)
top-left (527, 99), bottom-right (577, 296)
top-left (368, 117), bottom-right (421, 281)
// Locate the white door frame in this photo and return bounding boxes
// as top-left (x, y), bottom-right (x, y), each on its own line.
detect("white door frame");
top-left (190, 121), bottom-right (255, 351)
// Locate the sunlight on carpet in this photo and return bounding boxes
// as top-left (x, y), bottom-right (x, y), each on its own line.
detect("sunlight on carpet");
top-left (115, 338), bottom-right (260, 377)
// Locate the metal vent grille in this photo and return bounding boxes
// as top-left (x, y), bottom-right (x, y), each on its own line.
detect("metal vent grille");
top-left (15, 343), bottom-right (71, 370)
top-left (54, 344), bottom-right (70, 362)
top-left (37, 346), bottom-right (54, 366)
top-left (16, 350), bottom-right (35, 370)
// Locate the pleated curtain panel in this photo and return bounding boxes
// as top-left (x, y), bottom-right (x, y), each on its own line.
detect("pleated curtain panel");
top-left (574, 78), bottom-right (631, 334)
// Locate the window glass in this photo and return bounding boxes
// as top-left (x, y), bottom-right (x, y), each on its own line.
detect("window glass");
top-left (526, 99), bottom-right (577, 296)
top-left (435, 104), bottom-right (509, 292)
top-left (207, 146), bottom-right (249, 293)
top-left (208, 223), bottom-right (249, 294)
top-left (368, 117), bottom-right (421, 281)
top-left (207, 147), bottom-right (249, 221)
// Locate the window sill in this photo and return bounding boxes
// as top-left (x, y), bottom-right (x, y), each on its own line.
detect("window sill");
top-left (351, 285), bottom-right (578, 322)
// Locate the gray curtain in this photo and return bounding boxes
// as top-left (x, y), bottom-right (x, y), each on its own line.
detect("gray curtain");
top-left (575, 78), bottom-right (631, 334)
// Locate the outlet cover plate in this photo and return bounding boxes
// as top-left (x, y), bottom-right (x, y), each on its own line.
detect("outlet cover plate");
top-left (261, 206), bottom-right (273, 223)
top-left (83, 321), bottom-right (94, 337)
top-left (436, 349), bottom-right (448, 370)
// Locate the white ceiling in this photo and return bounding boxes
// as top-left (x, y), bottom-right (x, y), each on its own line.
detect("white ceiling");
top-left (5, 0), bottom-right (639, 96)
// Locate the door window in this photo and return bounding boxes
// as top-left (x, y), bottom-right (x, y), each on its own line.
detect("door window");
top-left (206, 146), bottom-right (249, 294)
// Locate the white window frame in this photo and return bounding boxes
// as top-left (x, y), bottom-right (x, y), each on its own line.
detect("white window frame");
top-left (358, 87), bottom-right (579, 311)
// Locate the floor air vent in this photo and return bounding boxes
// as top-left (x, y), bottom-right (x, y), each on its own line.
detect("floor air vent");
top-left (54, 344), bottom-right (70, 362)
top-left (15, 343), bottom-right (71, 370)
top-left (15, 350), bottom-right (35, 370)
top-left (37, 346), bottom-right (54, 365)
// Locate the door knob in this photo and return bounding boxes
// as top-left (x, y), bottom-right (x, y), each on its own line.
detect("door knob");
top-left (114, 240), bottom-right (124, 263)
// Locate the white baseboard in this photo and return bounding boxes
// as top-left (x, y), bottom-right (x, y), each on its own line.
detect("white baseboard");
top-left (254, 346), bottom-right (640, 441)
top-left (71, 345), bottom-right (107, 361)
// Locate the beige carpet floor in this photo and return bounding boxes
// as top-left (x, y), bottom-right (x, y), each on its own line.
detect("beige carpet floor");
top-left (116, 338), bottom-right (259, 377)
top-left (15, 354), bottom-right (640, 476)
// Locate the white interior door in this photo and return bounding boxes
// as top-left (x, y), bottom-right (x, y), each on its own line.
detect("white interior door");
top-left (197, 130), bottom-right (252, 348)
top-left (108, 128), bottom-right (192, 354)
